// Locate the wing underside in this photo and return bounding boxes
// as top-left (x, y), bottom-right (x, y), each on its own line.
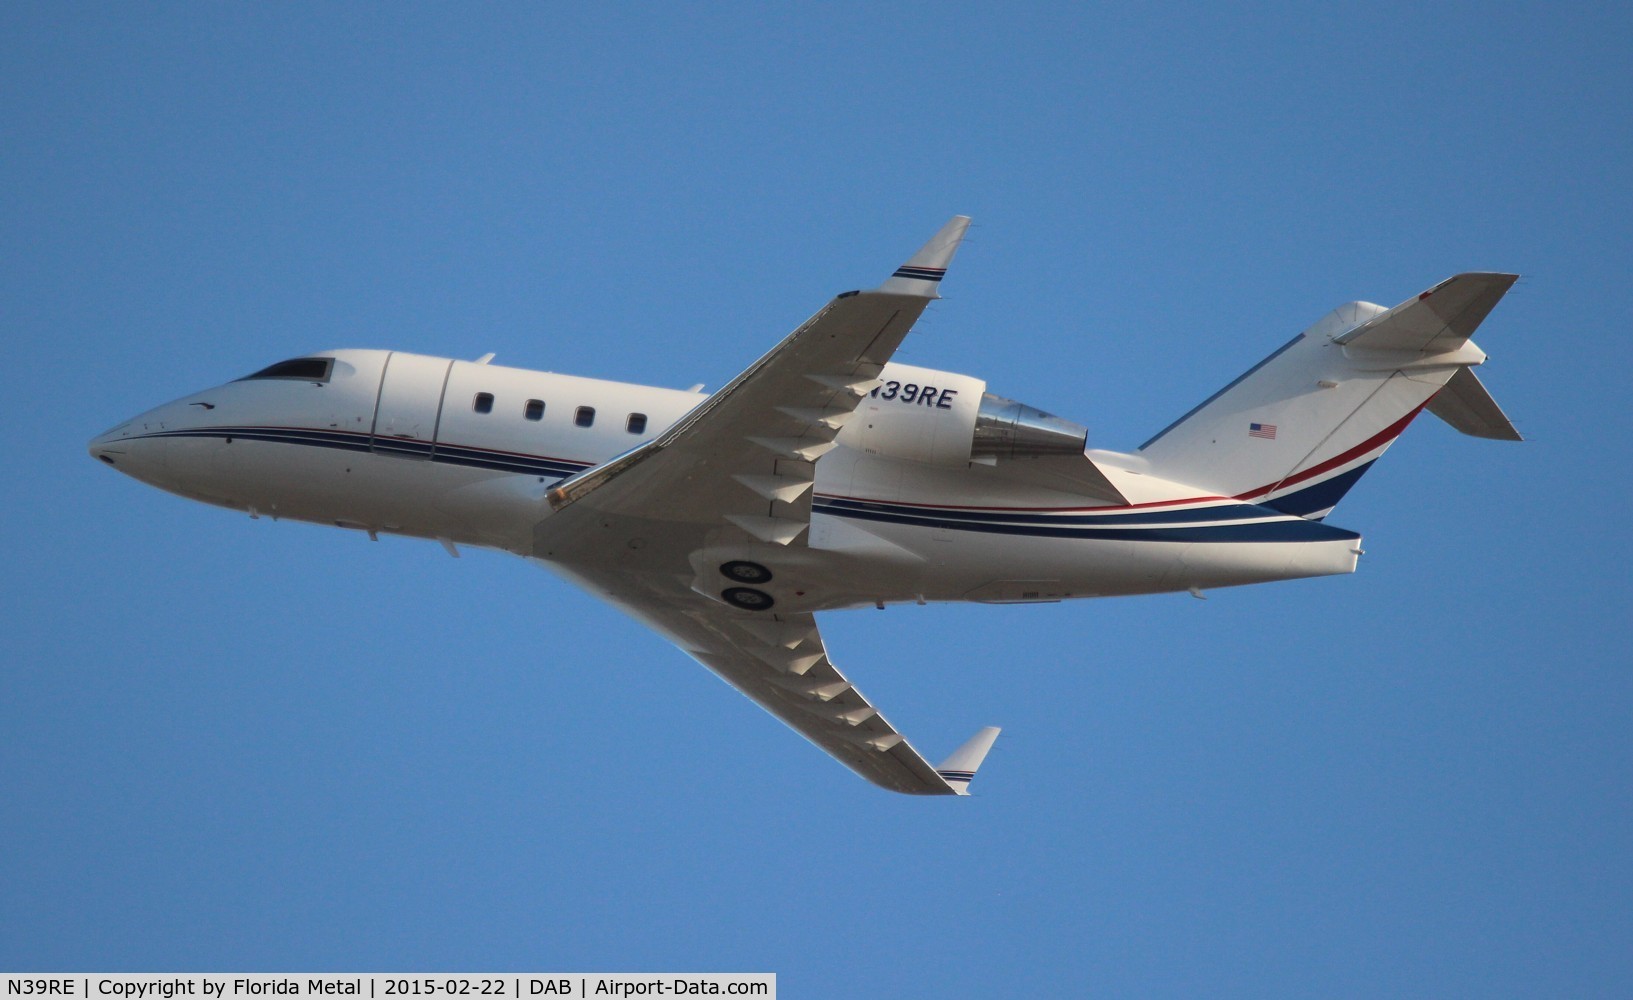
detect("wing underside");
top-left (532, 218), bottom-right (1000, 793)
top-left (551, 564), bottom-right (968, 794)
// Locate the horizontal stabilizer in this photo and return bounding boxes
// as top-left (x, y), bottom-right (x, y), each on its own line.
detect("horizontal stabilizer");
top-left (1427, 367), bottom-right (1522, 441)
top-left (1335, 272), bottom-right (1518, 355)
top-left (936, 726), bottom-right (1001, 795)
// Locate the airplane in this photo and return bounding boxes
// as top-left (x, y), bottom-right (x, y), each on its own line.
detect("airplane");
top-left (89, 216), bottom-right (1522, 796)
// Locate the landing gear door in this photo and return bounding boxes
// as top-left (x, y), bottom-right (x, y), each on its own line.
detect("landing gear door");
top-left (371, 352), bottom-right (452, 458)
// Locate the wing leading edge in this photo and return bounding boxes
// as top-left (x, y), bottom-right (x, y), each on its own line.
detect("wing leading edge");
top-left (532, 217), bottom-right (1002, 794)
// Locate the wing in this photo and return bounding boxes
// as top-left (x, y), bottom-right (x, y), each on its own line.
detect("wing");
top-left (543, 217), bottom-right (972, 532)
top-left (547, 561), bottom-right (994, 794)
top-left (533, 217), bottom-right (1001, 794)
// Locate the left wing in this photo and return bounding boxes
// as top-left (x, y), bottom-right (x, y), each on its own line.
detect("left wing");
top-left (543, 217), bottom-right (972, 532)
top-left (532, 218), bottom-right (1002, 794)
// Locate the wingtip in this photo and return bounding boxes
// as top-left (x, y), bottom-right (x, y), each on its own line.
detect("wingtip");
top-left (936, 725), bottom-right (1001, 795)
top-left (878, 215), bottom-right (972, 297)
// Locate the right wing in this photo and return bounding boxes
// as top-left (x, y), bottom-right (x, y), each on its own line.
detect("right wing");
top-left (548, 561), bottom-right (1000, 795)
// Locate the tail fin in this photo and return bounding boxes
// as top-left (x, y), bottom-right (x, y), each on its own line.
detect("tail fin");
top-left (1137, 273), bottom-right (1519, 519)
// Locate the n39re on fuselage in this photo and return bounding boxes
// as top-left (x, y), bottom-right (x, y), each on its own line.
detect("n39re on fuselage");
top-left (90, 217), bottom-right (1521, 795)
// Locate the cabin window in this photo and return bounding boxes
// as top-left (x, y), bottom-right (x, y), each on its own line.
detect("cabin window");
top-left (525, 399), bottom-right (545, 421)
top-left (474, 392), bottom-right (494, 414)
top-left (237, 357), bottom-right (334, 383)
top-left (574, 406), bottom-right (596, 428)
top-left (626, 413), bottom-right (648, 435)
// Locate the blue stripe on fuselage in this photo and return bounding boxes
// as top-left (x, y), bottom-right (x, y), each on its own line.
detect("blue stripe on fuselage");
top-left (813, 494), bottom-right (1358, 543)
top-left (133, 427), bottom-right (1358, 543)
top-left (134, 426), bottom-right (592, 479)
top-left (1261, 460), bottom-right (1376, 519)
top-left (818, 496), bottom-right (1272, 526)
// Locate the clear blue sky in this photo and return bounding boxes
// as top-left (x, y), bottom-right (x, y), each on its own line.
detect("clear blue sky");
top-left (4, 3), bottom-right (1630, 994)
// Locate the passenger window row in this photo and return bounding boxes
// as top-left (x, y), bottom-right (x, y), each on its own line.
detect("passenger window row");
top-left (472, 393), bottom-right (646, 433)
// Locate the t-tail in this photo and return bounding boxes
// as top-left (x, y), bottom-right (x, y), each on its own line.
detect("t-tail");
top-left (1136, 273), bottom-right (1522, 519)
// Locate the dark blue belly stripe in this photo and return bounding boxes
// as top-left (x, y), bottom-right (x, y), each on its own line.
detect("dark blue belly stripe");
top-left (813, 499), bottom-right (1358, 543)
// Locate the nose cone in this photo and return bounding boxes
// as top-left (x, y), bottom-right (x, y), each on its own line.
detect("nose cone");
top-left (88, 417), bottom-right (171, 485)
top-left (89, 423), bottom-right (130, 467)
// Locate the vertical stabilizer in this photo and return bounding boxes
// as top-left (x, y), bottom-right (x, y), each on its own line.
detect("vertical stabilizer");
top-left (1137, 274), bottom-right (1519, 519)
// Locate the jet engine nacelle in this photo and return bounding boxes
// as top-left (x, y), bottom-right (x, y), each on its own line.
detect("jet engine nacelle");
top-left (838, 362), bottom-right (985, 467)
top-left (836, 362), bottom-right (1090, 468)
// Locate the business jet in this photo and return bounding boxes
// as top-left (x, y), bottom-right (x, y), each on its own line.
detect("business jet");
top-left (89, 217), bottom-right (1521, 795)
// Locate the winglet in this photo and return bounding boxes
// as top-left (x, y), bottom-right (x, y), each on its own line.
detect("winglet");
top-left (936, 726), bottom-right (1001, 795)
top-left (878, 215), bottom-right (972, 297)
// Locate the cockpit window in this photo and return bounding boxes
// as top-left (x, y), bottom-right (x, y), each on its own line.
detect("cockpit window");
top-left (237, 357), bottom-right (334, 383)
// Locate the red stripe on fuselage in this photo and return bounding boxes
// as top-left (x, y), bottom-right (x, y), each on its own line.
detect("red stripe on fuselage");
top-left (1232, 400), bottom-right (1430, 502)
top-left (817, 403), bottom-right (1431, 517)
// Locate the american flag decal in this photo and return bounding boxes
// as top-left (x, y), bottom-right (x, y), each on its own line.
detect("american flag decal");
top-left (1249, 422), bottom-right (1277, 440)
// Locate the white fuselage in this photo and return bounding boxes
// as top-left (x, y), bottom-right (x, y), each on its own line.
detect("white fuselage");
top-left (89, 349), bottom-right (1362, 611)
